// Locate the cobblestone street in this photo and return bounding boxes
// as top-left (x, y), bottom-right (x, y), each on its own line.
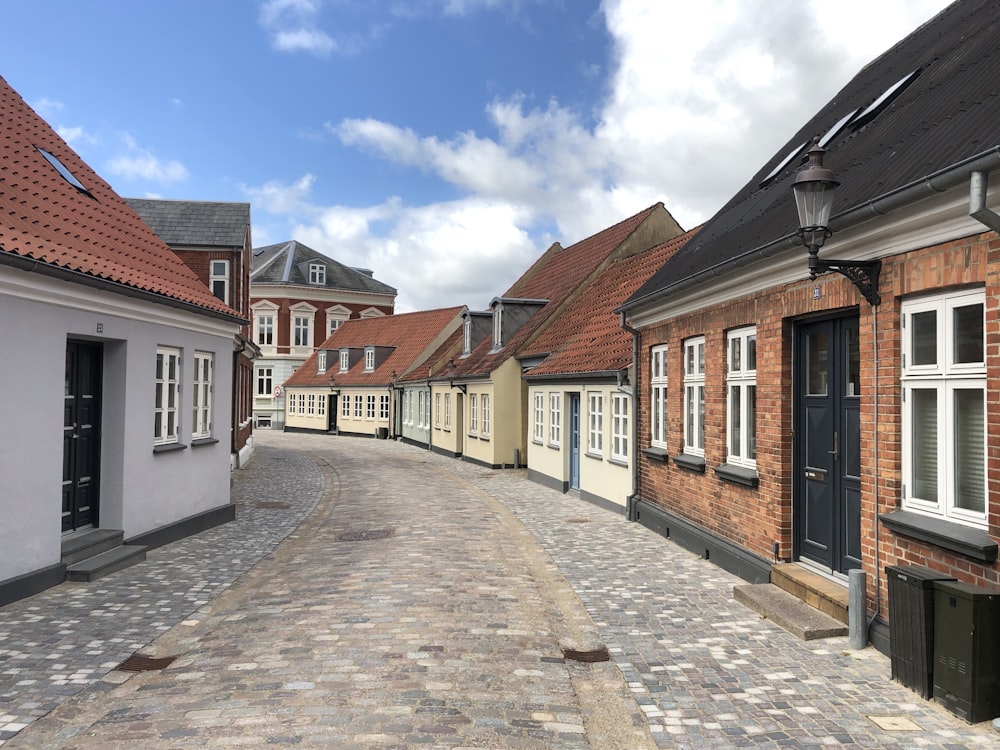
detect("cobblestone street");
top-left (2, 431), bottom-right (998, 748)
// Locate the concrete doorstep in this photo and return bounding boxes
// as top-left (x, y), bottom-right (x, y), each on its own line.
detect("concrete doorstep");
top-left (733, 583), bottom-right (849, 640)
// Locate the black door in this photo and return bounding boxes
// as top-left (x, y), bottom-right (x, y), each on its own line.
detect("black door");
top-left (63, 341), bottom-right (102, 532)
top-left (794, 317), bottom-right (861, 573)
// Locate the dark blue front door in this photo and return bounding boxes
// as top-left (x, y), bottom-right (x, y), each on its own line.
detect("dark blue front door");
top-left (569, 394), bottom-right (580, 490)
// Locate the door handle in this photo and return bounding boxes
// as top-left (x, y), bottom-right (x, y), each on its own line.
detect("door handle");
top-left (828, 431), bottom-right (838, 461)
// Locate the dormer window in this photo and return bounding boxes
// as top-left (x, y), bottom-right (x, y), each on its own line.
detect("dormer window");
top-left (492, 303), bottom-right (503, 351)
top-left (462, 319), bottom-right (472, 356)
top-left (309, 263), bottom-right (326, 285)
top-left (364, 348), bottom-right (375, 372)
top-left (318, 351), bottom-right (327, 374)
top-left (339, 350), bottom-right (349, 372)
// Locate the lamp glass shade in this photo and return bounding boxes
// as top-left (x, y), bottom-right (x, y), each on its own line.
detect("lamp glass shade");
top-left (793, 179), bottom-right (836, 233)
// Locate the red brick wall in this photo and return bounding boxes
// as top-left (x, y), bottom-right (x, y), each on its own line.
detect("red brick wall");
top-left (250, 295), bottom-right (394, 352)
top-left (635, 230), bottom-right (999, 620)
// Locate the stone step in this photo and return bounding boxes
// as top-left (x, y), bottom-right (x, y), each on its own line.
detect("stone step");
top-left (771, 563), bottom-right (850, 625)
top-left (61, 528), bottom-right (125, 565)
top-left (733, 583), bottom-right (848, 640)
top-left (65, 545), bottom-right (147, 582)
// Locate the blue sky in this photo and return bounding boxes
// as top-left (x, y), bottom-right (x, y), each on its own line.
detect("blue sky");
top-left (1, 0), bottom-right (951, 311)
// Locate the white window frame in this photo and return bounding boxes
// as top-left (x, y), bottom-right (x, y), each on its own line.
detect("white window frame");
top-left (256, 366), bottom-right (273, 397)
top-left (192, 351), bottom-right (213, 439)
top-left (462, 318), bottom-right (472, 356)
top-left (309, 262), bottom-right (326, 285)
top-left (354, 394), bottom-right (363, 418)
top-left (298, 393), bottom-right (306, 416)
top-left (366, 394), bottom-right (376, 420)
top-left (317, 351), bottom-right (327, 373)
top-left (612, 393), bottom-right (629, 463)
top-left (683, 337), bottom-right (705, 456)
top-left (339, 350), bottom-right (350, 372)
top-left (492, 304), bottom-right (503, 350)
top-left (435, 393), bottom-right (442, 428)
top-left (481, 394), bottom-right (491, 439)
top-left (379, 394), bottom-right (390, 421)
top-left (318, 395), bottom-right (326, 418)
top-left (533, 392), bottom-right (545, 443)
top-left (307, 393), bottom-right (316, 416)
top-left (444, 393), bottom-right (451, 430)
top-left (210, 260), bottom-right (229, 304)
top-left (901, 289), bottom-right (986, 527)
top-left (293, 315), bottom-right (312, 349)
top-left (341, 394), bottom-right (351, 419)
top-left (588, 392), bottom-right (603, 456)
top-left (469, 394), bottom-right (478, 436)
top-left (154, 347), bottom-right (181, 445)
top-left (549, 392), bottom-right (561, 447)
top-left (650, 345), bottom-right (668, 449)
top-left (726, 327), bottom-right (757, 468)
top-left (364, 348), bottom-right (375, 372)
top-left (255, 313), bottom-right (274, 347)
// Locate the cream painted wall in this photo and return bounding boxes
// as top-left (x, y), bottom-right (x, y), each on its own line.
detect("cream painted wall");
top-left (325, 387), bottom-right (390, 436)
top-left (429, 383), bottom-right (463, 455)
top-left (282, 388), bottom-right (332, 431)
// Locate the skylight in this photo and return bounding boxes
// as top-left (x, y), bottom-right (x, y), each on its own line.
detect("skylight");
top-left (759, 141), bottom-right (807, 186)
top-left (850, 70), bottom-right (921, 131)
top-left (818, 107), bottom-right (863, 148)
top-left (37, 147), bottom-right (91, 196)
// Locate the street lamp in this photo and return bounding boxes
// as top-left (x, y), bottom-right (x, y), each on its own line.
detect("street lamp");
top-left (793, 140), bottom-right (881, 305)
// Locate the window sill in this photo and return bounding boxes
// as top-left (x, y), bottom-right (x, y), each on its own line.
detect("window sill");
top-left (609, 457), bottom-right (628, 468)
top-left (547, 443), bottom-right (561, 451)
top-left (532, 439), bottom-right (543, 445)
top-left (191, 438), bottom-right (219, 448)
top-left (153, 442), bottom-right (188, 455)
top-left (880, 509), bottom-right (997, 563)
top-left (641, 446), bottom-right (669, 462)
top-left (672, 452), bottom-right (706, 473)
top-left (714, 463), bottom-right (759, 488)
top-left (585, 451), bottom-right (603, 461)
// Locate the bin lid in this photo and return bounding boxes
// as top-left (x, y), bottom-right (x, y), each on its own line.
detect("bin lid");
top-left (933, 579), bottom-right (1000, 599)
top-left (885, 565), bottom-right (956, 587)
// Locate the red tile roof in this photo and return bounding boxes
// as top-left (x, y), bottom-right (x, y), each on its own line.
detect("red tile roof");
top-left (525, 227), bottom-right (699, 377)
top-left (284, 306), bottom-right (465, 388)
top-left (0, 75), bottom-right (239, 319)
top-left (449, 203), bottom-right (677, 378)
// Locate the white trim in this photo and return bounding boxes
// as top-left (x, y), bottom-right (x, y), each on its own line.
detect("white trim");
top-left (683, 337), bottom-right (705, 456)
top-left (726, 327), bottom-right (757, 468)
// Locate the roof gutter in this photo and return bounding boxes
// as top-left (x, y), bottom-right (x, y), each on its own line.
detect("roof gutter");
top-left (619, 145), bottom-right (1000, 314)
top-left (0, 251), bottom-right (247, 326)
top-left (523, 369), bottom-right (621, 382)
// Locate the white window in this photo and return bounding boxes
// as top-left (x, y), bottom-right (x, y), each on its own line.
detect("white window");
top-left (533, 392), bottom-right (545, 443)
top-left (298, 393), bottom-right (306, 415)
top-left (286, 394), bottom-right (296, 416)
top-left (612, 393), bottom-right (629, 462)
top-left (462, 318), bottom-right (472, 356)
top-left (341, 394), bottom-right (351, 418)
top-left (364, 348), bottom-right (375, 372)
top-left (317, 351), bottom-right (327, 373)
top-left (650, 345), bottom-right (668, 449)
top-left (256, 314), bottom-right (274, 346)
top-left (307, 393), bottom-right (316, 416)
top-left (902, 289), bottom-right (986, 527)
top-left (481, 394), bottom-right (491, 438)
top-left (417, 391), bottom-right (426, 428)
top-left (379, 394), bottom-right (389, 421)
top-left (192, 352), bottom-right (213, 439)
top-left (588, 392), bottom-right (603, 455)
top-left (354, 395), bottom-right (363, 418)
top-left (256, 367), bottom-right (273, 397)
top-left (210, 260), bottom-right (229, 304)
top-left (435, 393), bottom-right (441, 428)
top-left (444, 393), bottom-right (451, 429)
top-left (339, 350), bottom-right (349, 372)
top-left (154, 347), bottom-right (180, 445)
top-left (309, 262), bottom-right (326, 285)
top-left (328, 317), bottom-right (343, 336)
top-left (683, 337), bottom-right (705, 456)
top-left (492, 304), bottom-right (503, 350)
top-left (469, 394), bottom-right (478, 435)
top-left (727, 327), bottom-right (757, 468)
top-left (549, 392), bottom-right (561, 446)
top-left (318, 395), bottom-right (326, 418)
top-left (293, 315), bottom-right (312, 348)
top-left (366, 394), bottom-right (376, 420)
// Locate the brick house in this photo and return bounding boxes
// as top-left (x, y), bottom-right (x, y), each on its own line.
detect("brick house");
top-left (618, 0), bottom-right (999, 654)
top-left (126, 199), bottom-right (258, 468)
top-left (250, 240), bottom-right (396, 429)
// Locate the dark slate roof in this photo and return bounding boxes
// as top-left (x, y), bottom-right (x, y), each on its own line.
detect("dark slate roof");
top-left (0, 75), bottom-right (240, 320)
top-left (125, 199), bottom-right (250, 248)
top-left (625, 0), bottom-right (1000, 308)
top-left (251, 239), bottom-right (397, 296)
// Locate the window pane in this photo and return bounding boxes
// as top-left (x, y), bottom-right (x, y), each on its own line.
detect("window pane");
top-left (747, 385), bottom-right (756, 460)
top-left (730, 385), bottom-right (741, 457)
top-left (911, 310), bottom-right (937, 366)
top-left (747, 335), bottom-right (756, 371)
top-left (807, 331), bottom-right (828, 395)
top-left (954, 388), bottom-right (984, 513)
top-left (846, 326), bottom-right (860, 397)
top-left (911, 388), bottom-right (938, 502)
top-left (697, 385), bottom-right (704, 450)
top-left (730, 338), bottom-right (741, 372)
top-left (953, 303), bottom-right (983, 364)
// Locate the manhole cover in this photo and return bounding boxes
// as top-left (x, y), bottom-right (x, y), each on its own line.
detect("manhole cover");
top-left (337, 529), bottom-right (395, 542)
top-left (866, 715), bottom-right (923, 732)
top-left (116, 653), bottom-right (178, 672)
top-left (565, 518), bottom-right (592, 524)
top-left (562, 646), bottom-right (610, 663)
top-left (256, 501), bottom-right (290, 510)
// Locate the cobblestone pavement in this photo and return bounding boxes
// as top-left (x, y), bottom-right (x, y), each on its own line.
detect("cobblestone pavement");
top-left (3, 431), bottom-right (999, 748)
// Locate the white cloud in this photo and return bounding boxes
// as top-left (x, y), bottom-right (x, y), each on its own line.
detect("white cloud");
top-left (30, 96), bottom-right (64, 118)
top-left (105, 134), bottom-right (189, 184)
top-left (259, 0), bottom-right (336, 55)
top-left (251, 0), bottom-right (952, 312)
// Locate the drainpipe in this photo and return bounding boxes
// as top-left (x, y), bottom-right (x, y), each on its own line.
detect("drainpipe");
top-left (621, 311), bottom-right (641, 522)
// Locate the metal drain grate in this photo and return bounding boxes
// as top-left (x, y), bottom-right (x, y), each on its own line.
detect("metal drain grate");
top-left (116, 653), bottom-right (178, 672)
top-left (337, 528), bottom-right (395, 542)
top-left (565, 518), bottom-right (592, 524)
top-left (562, 646), bottom-right (610, 663)
top-left (255, 501), bottom-right (290, 509)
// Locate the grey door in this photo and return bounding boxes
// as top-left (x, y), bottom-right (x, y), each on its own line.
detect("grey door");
top-left (795, 317), bottom-right (861, 573)
top-left (568, 394), bottom-right (580, 490)
top-left (63, 341), bottom-right (102, 532)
